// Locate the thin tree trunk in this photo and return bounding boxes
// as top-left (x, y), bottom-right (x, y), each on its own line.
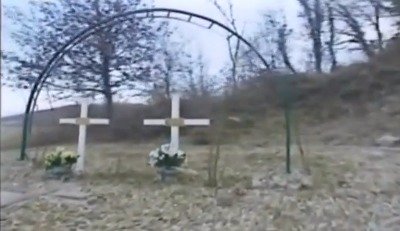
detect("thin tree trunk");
top-left (227, 36), bottom-right (240, 90)
top-left (297, 0), bottom-right (324, 73)
top-left (313, 0), bottom-right (323, 73)
top-left (165, 74), bottom-right (171, 98)
top-left (101, 53), bottom-right (113, 118)
top-left (327, 3), bottom-right (338, 72)
top-left (278, 26), bottom-right (297, 74)
top-left (373, 4), bottom-right (384, 50)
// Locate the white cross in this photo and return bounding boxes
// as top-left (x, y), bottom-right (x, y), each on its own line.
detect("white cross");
top-left (144, 94), bottom-right (210, 154)
top-left (59, 100), bottom-right (109, 174)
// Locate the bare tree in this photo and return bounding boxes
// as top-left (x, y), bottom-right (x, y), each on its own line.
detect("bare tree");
top-left (153, 37), bottom-right (191, 98)
top-left (335, 3), bottom-right (376, 58)
top-left (211, 0), bottom-right (244, 90)
top-left (183, 53), bottom-right (218, 98)
top-left (355, 0), bottom-right (393, 50)
top-left (368, 0), bottom-right (386, 50)
top-left (3, 0), bottom-right (169, 117)
top-left (332, 0), bottom-right (394, 58)
top-left (298, 0), bottom-right (325, 73)
top-left (326, 2), bottom-right (338, 71)
top-left (393, 0), bottom-right (400, 12)
top-left (184, 68), bottom-right (199, 98)
top-left (277, 24), bottom-right (298, 73)
top-left (391, 0), bottom-right (400, 35)
top-left (240, 10), bottom-right (296, 74)
top-left (197, 55), bottom-right (209, 97)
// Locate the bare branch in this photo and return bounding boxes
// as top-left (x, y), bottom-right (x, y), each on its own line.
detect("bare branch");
top-left (335, 3), bottom-right (375, 57)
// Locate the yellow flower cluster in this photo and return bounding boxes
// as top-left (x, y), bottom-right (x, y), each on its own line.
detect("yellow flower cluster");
top-left (44, 147), bottom-right (78, 169)
top-left (44, 156), bottom-right (55, 168)
top-left (61, 150), bottom-right (78, 161)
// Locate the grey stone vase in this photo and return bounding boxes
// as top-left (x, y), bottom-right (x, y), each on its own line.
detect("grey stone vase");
top-left (43, 165), bottom-right (74, 181)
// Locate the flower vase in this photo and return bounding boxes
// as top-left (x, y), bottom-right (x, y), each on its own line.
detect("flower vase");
top-left (44, 165), bottom-right (73, 181)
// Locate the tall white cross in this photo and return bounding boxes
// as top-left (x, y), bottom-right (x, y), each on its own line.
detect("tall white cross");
top-left (144, 94), bottom-right (210, 154)
top-left (59, 100), bottom-right (109, 174)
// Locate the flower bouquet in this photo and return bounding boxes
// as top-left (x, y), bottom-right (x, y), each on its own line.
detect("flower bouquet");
top-left (147, 144), bottom-right (186, 181)
top-left (43, 147), bottom-right (79, 180)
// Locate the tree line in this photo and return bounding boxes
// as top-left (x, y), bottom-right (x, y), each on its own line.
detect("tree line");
top-left (2, 0), bottom-right (400, 116)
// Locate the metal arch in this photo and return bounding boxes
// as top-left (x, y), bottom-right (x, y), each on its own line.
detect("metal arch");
top-left (19, 8), bottom-right (273, 160)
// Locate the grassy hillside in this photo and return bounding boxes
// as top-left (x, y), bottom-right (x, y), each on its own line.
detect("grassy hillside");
top-left (2, 40), bottom-right (400, 150)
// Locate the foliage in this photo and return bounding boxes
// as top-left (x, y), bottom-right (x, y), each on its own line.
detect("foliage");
top-left (239, 9), bottom-right (296, 75)
top-left (2, 0), bottom-right (170, 111)
top-left (44, 147), bottom-right (78, 170)
top-left (390, 0), bottom-right (400, 33)
top-left (147, 144), bottom-right (186, 169)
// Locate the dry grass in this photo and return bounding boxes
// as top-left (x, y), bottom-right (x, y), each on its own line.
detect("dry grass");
top-left (2, 40), bottom-right (400, 150)
top-left (13, 141), bottom-right (355, 193)
top-left (0, 148), bottom-right (349, 209)
top-left (6, 142), bottom-right (398, 230)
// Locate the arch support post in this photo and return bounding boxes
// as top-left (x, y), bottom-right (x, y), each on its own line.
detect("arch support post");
top-left (19, 112), bottom-right (30, 160)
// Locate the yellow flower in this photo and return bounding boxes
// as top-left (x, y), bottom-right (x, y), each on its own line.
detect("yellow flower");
top-left (44, 147), bottom-right (78, 168)
top-left (61, 151), bottom-right (77, 159)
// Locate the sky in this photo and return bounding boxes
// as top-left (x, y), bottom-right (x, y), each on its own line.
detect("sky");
top-left (0, 0), bottom-right (395, 117)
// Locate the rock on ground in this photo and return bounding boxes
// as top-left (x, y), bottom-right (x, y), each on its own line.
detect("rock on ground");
top-left (375, 135), bottom-right (400, 147)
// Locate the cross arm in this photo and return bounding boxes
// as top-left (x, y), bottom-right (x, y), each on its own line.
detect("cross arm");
top-left (60, 118), bottom-right (109, 125)
top-left (144, 119), bottom-right (167, 126)
top-left (88, 118), bottom-right (109, 125)
top-left (59, 118), bottom-right (78, 124)
top-left (184, 119), bottom-right (210, 126)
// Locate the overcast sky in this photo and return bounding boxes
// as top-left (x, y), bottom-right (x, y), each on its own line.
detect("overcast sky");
top-left (0, 0), bottom-right (395, 117)
top-left (1, 0), bottom-right (298, 117)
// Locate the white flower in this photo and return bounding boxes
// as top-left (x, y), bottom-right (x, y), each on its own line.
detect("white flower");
top-left (148, 148), bottom-right (160, 167)
top-left (147, 143), bottom-right (186, 168)
top-left (160, 144), bottom-right (185, 158)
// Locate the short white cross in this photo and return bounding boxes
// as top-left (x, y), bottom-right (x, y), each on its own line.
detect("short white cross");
top-left (59, 100), bottom-right (109, 174)
top-left (144, 94), bottom-right (210, 154)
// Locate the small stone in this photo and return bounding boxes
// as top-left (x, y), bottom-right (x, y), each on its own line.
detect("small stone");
top-left (383, 217), bottom-right (400, 228)
top-left (271, 175), bottom-right (287, 188)
top-left (216, 193), bottom-right (234, 207)
top-left (251, 173), bottom-right (266, 189)
top-left (376, 176), bottom-right (396, 194)
top-left (334, 188), bottom-right (360, 199)
top-left (233, 187), bottom-right (247, 197)
top-left (53, 184), bottom-right (88, 200)
top-left (369, 150), bottom-right (386, 160)
top-left (87, 198), bottom-right (97, 206)
top-left (1, 192), bottom-right (22, 207)
top-left (300, 176), bottom-right (313, 189)
top-left (375, 135), bottom-right (400, 147)
top-left (369, 184), bottom-right (381, 194)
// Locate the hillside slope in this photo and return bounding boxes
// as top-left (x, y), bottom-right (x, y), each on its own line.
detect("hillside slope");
top-left (2, 40), bottom-right (400, 150)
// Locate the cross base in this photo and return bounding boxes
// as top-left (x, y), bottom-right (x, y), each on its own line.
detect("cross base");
top-left (156, 167), bottom-right (180, 183)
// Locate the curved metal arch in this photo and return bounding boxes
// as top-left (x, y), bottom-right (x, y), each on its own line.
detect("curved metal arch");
top-left (20, 8), bottom-right (272, 160)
